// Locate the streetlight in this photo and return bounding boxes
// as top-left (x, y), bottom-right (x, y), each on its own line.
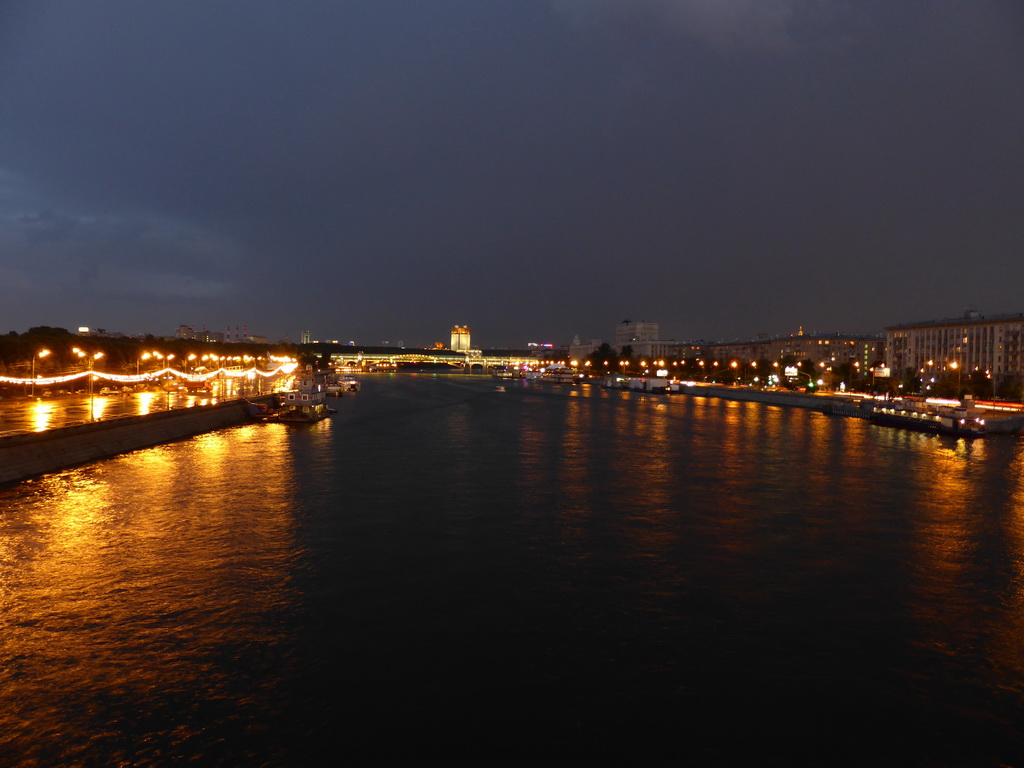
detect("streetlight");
top-left (88, 351), bottom-right (104, 421)
top-left (31, 349), bottom-right (51, 397)
top-left (73, 347), bottom-right (86, 391)
top-left (950, 361), bottom-right (961, 399)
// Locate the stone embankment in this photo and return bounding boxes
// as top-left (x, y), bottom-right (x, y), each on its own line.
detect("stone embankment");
top-left (0, 396), bottom-right (274, 486)
top-left (671, 383), bottom-right (1024, 434)
top-left (672, 383), bottom-right (860, 413)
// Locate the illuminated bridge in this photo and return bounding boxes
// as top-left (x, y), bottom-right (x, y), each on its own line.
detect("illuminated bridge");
top-left (305, 344), bottom-right (541, 372)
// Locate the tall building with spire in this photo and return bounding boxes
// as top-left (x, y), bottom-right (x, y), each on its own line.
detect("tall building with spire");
top-left (450, 325), bottom-right (471, 352)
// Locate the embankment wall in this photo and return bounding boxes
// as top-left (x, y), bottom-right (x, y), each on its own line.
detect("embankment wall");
top-left (981, 413), bottom-right (1024, 434)
top-left (675, 384), bottom-right (1022, 433)
top-left (675, 384), bottom-right (838, 412)
top-left (0, 397), bottom-right (272, 486)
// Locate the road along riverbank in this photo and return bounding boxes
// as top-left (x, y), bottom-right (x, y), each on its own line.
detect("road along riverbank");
top-left (0, 396), bottom-right (275, 486)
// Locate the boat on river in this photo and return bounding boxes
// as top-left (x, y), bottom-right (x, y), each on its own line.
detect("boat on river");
top-left (274, 374), bottom-right (333, 423)
top-left (869, 400), bottom-right (986, 437)
top-left (326, 376), bottom-right (360, 396)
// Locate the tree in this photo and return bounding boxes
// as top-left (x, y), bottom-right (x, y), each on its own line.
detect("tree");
top-left (996, 374), bottom-right (1022, 402)
top-left (897, 367), bottom-right (917, 395)
top-left (967, 369), bottom-right (993, 400)
top-left (26, 326), bottom-right (70, 336)
top-left (585, 343), bottom-right (617, 374)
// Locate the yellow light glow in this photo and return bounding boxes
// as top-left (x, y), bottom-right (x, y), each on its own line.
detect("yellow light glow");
top-left (0, 363), bottom-right (292, 387)
top-left (32, 401), bottom-right (57, 432)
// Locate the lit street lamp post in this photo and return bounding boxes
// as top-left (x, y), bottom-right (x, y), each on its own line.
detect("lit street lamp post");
top-left (31, 349), bottom-right (51, 397)
top-left (89, 352), bottom-right (104, 421)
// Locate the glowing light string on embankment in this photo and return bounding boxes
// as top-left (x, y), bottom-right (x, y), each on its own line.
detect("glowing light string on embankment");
top-left (0, 362), bottom-right (299, 387)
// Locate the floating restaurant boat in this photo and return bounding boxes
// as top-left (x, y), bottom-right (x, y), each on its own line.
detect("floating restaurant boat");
top-left (326, 376), bottom-right (360, 396)
top-left (540, 365), bottom-right (578, 383)
top-left (869, 400), bottom-right (986, 437)
top-left (273, 374), bottom-right (333, 423)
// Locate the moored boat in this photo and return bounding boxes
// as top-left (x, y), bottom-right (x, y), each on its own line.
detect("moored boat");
top-left (869, 401), bottom-right (985, 437)
top-left (244, 399), bottom-right (278, 421)
top-left (274, 373), bottom-right (333, 422)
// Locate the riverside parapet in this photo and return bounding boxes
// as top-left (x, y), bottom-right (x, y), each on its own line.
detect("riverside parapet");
top-left (669, 383), bottom-right (1024, 434)
top-left (0, 396), bottom-right (274, 486)
top-left (672, 383), bottom-right (839, 412)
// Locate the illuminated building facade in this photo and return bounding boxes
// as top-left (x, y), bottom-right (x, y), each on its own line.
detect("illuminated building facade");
top-left (450, 325), bottom-right (471, 352)
top-left (886, 310), bottom-right (1024, 385)
top-left (615, 320), bottom-right (659, 349)
top-left (681, 331), bottom-right (884, 372)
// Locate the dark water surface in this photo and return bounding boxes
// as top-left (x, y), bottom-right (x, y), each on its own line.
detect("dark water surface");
top-left (2, 375), bottom-right (1024, 765)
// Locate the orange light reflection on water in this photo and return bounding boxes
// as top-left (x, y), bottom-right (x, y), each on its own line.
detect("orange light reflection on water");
top-left (89, 396), bottom-right (109, 422)
top-left (0, 423), bottom-right (300, 763)
top-left (31, 401), bottom-right (57, 432)
top-left (995, 446), bottom-right (1024, 681)
top-left (903, 435), bottom-right (1024, 676)
top-left (135, 391), bottom-right (157, 415)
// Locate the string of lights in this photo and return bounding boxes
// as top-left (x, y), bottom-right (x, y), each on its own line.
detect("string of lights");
top-left (0, 362), bottom-right (298, 387)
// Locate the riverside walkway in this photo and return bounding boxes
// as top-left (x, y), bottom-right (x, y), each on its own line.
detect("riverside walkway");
top-left (0, 391), bottom-right (229, 437)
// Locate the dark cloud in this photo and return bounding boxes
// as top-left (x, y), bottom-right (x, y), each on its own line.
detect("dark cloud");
top-left (17, 210), bottom-right (79, 244)
top-left (553, 0), bottom-right (846, 53)
top-left (0, 0), bottom-right (1021, 345)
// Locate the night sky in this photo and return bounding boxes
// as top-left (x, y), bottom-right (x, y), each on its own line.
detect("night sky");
top-left (1, 1), bottom-right (1022, 347)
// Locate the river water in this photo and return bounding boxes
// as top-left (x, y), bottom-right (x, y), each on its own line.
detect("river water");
top-left (2, 374), bottom-right (1023, 765)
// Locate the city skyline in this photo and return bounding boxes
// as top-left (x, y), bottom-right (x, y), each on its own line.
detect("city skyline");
top-left (1, 2), bottom-right (1022, 346)
top-left (14, 305), bottom-right (1024, 351)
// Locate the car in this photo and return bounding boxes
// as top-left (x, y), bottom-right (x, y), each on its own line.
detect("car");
top-left (99, 387), bottom-right (116, 395)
